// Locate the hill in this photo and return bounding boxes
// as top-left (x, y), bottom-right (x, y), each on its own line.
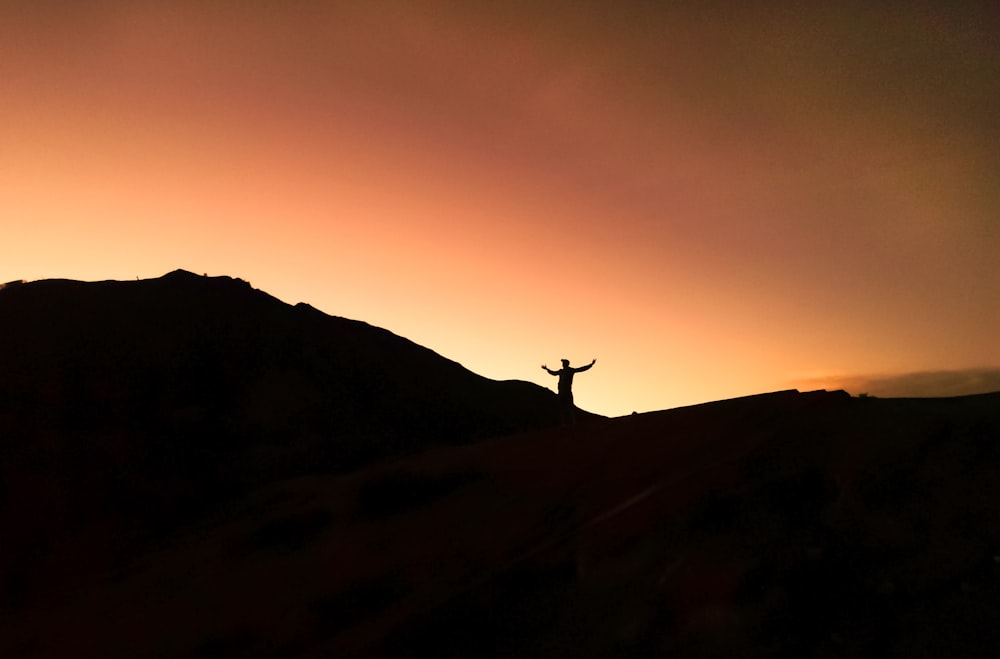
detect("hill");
top-left (0, 269), bottom-right (570, 453)
top-left (1, 272), bottom-right (999, 657)
top-left (0, 270), bottom-right (582, 616)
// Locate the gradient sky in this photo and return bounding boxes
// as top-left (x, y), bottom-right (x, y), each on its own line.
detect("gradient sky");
top-left (3, 1), bottom-right (998, 416)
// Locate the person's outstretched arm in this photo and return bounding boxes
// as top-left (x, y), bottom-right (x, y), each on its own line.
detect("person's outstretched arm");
top-left (574, 358), bottom-right (597, 373)
top-left (541, 364), bottom-right (558, 376)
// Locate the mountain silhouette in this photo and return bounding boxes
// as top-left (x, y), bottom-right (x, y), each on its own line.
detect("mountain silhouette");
top-left (2, 271), bottom-right (999, 658)
top-left (0, 269), bottom-right (574, 452)
top-left (0, 270), bottom-right (590, 612)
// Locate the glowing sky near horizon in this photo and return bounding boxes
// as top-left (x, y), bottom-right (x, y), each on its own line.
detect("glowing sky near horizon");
top-left (2, 1), bottom-right (998, 416)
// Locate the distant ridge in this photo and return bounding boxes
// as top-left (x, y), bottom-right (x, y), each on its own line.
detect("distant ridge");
top-left (0, 268), bottom-right (582, 447)
top-left (0, 268), bottom-right (572, 451)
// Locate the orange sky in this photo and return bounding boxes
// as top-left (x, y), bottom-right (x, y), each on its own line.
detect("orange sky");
top-left (3, 1), bottom-right (998, 416)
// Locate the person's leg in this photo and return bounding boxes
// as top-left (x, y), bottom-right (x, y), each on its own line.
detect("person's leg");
top-left (561, 391), bottom-right (576, 424)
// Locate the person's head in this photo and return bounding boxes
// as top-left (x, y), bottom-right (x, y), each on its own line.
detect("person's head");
top-left (561, 358), bottom-right (570, 367)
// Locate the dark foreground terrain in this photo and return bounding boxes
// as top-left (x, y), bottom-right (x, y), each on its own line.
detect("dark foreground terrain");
top-left (3, 390), bottom-right (999, 658)
top-left (2, 274), bottom-right (999, 657)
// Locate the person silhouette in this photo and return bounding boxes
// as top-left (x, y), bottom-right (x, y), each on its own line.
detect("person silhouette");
top-left (542, 358), bottom-right (596, 424)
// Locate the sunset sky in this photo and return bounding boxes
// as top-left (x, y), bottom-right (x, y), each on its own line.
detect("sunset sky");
top-left (3, 1), bottom-right (998, 416)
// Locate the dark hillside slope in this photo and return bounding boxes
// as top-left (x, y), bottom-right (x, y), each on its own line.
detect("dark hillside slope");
top-left (3, 390), bottom-right (999, 658)
top-left (0, 270), bottom-right (577, 606)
